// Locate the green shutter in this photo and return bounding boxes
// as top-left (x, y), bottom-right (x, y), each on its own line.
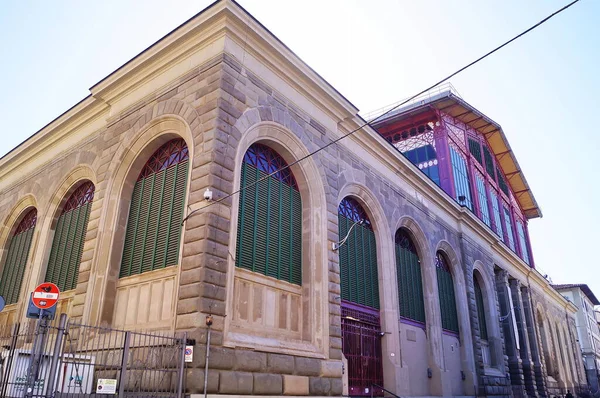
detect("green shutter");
top-left (468, 138), bottom-right (483, 165)
top-left (396, 241), bottom-right (425, 323)
top-left (235, 163), bottom-right (302, 285)
top-left (437, 265), bottom-right (459, 333)
top-left (0, 224), bottom-right (35, 305)
top-left (338, 214), bottom-right (379, 309)
top-left (120, 159), bottom-right (188, 278)
top-left (45, 201), bottom-right (93, 291)
top-left (475, 280), bottom-right (488, 340)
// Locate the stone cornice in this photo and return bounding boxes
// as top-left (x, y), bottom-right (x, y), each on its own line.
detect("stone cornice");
top-left (0, 0), bottom-right (359, 190)
top-left (0, 98), bottom-right (109, 190)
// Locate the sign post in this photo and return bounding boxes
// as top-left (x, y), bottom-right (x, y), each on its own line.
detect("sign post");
top-left (24, 283), bottom-right (60, 398)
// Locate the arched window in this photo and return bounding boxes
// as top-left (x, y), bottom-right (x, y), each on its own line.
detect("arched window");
top-left (474, 278), bottom-right (488, 340)
top-left (45, 182), bottom-right (95, 291)
top-left (436, 251), bottom-right (459, 333)
top-left (338, 197), bottom-right (379, 308)
top-left (537, 312), bottom-right (556, 377)
top-left (395, 229), bottom-right (425, 323)
top-left (0, 209), bottom-right (37, 304)
top-left (120, 139), bottom-right (189, 278)
top-left (474, 275), bottom-right (492, 366)
top-left (235, 143), bottom-right (302, 285)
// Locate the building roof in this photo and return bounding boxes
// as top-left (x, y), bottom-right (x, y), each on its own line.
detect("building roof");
top-left (553, 284), bottom-right (600, 306)
top-left (367, 86), bottom-right (542, 219)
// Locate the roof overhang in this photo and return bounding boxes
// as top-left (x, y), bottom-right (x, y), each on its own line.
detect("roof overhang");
top-left (554, 284), bottom-right (600, 306)
top-left (371, 90), bottom-right (542, 219)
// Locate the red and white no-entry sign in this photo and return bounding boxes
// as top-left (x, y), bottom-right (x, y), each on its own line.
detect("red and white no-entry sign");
top-left (32, 282), bottom-right (60, 309)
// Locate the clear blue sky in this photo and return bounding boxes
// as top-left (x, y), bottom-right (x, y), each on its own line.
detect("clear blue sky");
top-left (1, 1), bottom-right (598, 298)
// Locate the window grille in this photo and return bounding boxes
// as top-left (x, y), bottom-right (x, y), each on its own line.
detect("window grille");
top-left (235, 144), bottom-right (302, 285)
top-left (120, 139), bottom-right (189, 278)
top-left (489, 190), bottom-right (504, 237)
top-left (497, 167), bottom-right (509, 196)
top-left (338, 197), bottom-right (379, 309)
top-left (516, 220), bottom-right (530, 265)
top-left (0, 209), bottom-right (37, 304)
top-left (396, 229), bottom-right (425, 323)
top-left (475, 174), bottom-right (491, 227)
top-left (483, 146), bottom-right (495, 180)
top-left (503, 206), bottom-right (516, 250)
top-left (449, 146), bottom-right (473, 210)
top-left (468, 138), bottom-right (483, 165)
top-left (403, 144), bottom-right (440, 186)
top-left (436, 252), bottom-right (459, 333)
top-left (45, 181), bottom-right (95, 291)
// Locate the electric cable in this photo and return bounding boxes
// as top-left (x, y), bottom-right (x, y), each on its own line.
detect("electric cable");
top-left (181, 0), bottom-right (580, 225)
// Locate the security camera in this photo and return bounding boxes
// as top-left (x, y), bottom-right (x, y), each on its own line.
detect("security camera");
top-left (204, 188), bottom-right (213, 201)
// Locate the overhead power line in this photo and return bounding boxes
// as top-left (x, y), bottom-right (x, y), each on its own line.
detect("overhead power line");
top-left (182, 0), bottom-right (580, 225)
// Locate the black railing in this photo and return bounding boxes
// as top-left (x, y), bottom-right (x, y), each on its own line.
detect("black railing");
top-left (371, 384), bottom-right (401, 398)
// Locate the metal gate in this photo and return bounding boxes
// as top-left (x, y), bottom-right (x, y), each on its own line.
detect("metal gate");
top-left (341, 302), bottom-right (383, 396)
top-left (0, 315), bottom-right (186, 398)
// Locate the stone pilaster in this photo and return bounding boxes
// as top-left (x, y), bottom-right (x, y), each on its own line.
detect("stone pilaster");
top-left (496, 270), bottom-right (526, 397)
top-left (510, 280), bottom-right (537, 397)
top-left (521, 286), bottom-right (548, 397)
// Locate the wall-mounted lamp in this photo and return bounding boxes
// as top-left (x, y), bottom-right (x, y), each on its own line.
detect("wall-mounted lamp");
top-left (332, 219), bottom-right (365, 251)
top-left (427, 368), bottom-right (433, 378)
top-left (204, 188), bottom-right (213, 201)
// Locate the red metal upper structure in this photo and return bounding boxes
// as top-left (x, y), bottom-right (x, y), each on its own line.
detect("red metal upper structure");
top-left (368, 84), bottom-right (538, 267)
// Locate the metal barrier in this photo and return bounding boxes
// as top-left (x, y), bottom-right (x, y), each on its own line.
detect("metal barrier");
top-left (0, 315), bottom-right (186, 398)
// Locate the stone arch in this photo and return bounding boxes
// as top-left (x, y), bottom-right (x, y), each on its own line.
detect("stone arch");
top-left (536, 305), bottom-right (557, 379)
top-left (394, 216), bottom-right (432, 270)
top-left (233, 106), bottom-right (313, 141)
top-left (435, 240), bottom-right (475, 392)
top-left (0, 194), bottom-right (38, 250)
top-left (87, 114), bottom-right (195, 326)
top-left (336, 182), bottom-right (401, 394)
top-left (0, 197), bottom-right (39, 315)
top-left (224, 121), bottom-right (328, 355)
top-left (560, 323), bottom-right (576, 387)
top-left (41, 165), bottom-right (97, 229)
top-left (31, 166), bottom-right (97, 301)
top-left (550, 318), bottom-right (567, 386)
top-left (473, 262), bottom-right (502, 369)
top-left (435, 241), bottom-right (460, 274)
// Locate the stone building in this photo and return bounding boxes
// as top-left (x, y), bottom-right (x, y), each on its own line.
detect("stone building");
top-left (0, 0), bottom-right (588, 396)
top-left (554, 284), bottom-right (600, 393)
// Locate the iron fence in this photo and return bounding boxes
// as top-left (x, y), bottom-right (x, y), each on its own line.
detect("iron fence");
top-left (0, 315), bottom-right (186, 398)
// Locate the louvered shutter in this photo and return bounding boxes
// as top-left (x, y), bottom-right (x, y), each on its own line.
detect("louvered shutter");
top-left (235, 147), bottom-right (302, 285)
top-left (436, 253), bottom-right (459, 333)
top-left (45, 183), bottom-right (94, 292)
top-left (0, 210), bottom-right (37, 305)
top-left (119, 140), bottom-right (189, 278)
top-left (475, 280), bottom-right (488, 340)
top-left (396, 231), bottom-right (425, 324)
top-left (337, 203), bottom-right (379, 310)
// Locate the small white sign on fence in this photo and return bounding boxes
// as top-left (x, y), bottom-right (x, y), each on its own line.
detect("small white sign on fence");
top-left (96, 378), bottom-right (117, 394)
top-left (185, 345), bottom-right (194, 362)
